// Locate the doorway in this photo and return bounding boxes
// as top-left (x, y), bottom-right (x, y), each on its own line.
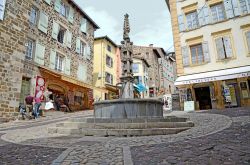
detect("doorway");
top-left (20, 77), bottom-right (31, 104)
top-left (194, 87), bottom-right (212, 110)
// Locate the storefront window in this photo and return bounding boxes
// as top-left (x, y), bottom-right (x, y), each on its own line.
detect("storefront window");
top-left (240, 81), bottom-right (249, 98)
top-left (74, 91), bottom-right (84, 105)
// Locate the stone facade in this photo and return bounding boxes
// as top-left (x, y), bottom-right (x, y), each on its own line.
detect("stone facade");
top-left (0, 0), bottom-right (99, 119)
top-left (133, 45), bottom-right (176, 97)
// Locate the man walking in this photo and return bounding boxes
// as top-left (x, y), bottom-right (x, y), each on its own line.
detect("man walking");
top-left (33, 96), bottom-right (42, 119)
top-left (25, 95), bottom-right (33, 118)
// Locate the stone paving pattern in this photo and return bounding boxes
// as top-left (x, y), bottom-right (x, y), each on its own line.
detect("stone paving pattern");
top-left (0, 108), bottom-right (249, 165)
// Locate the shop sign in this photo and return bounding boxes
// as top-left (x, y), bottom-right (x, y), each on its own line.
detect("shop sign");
top-left (0, 0), bottom-right (6, 21)
top-left (179, 71), bottom-right (250, 85)
top-left (35, 76), bottom-right (45, 100)
top-left (184, 101), bottom-right (195, 112)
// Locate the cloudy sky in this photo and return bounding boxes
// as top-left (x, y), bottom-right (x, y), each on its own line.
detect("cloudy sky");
top-left (73, 0), bottom-right (174, 51)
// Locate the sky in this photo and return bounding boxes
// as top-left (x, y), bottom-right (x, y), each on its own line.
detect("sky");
top-left (73, 0), bottom-right (174, 51)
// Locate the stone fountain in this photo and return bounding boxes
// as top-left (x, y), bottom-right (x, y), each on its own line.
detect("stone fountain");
top-left (48, 14), bottom-right (194, 137)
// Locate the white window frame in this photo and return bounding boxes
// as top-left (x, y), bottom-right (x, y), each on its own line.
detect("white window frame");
top-left (106, 55), bottom-right (113, 67)
top-left (190, 44), bottom-right (204, 65)
top-left (55, 53), bottom-right (64, 72)
top-left (186, 11), bottom-right (199, 30)
top-left (132, 63), bottom-right (140, 73)
top-left (29, 6), bottom-right (38, 26)
top-left (60, 2), bottom-right (69, 18)
top-left (105, 72), bottom-right (113, 84)
top-left (57, 26), bottom-right (66, 44)
top-left (79, 40), bottom-right (86, 57)
top-left (210, 3), bottom-right (226, 23)
top-left (25, 39), bottom-right (35, 60)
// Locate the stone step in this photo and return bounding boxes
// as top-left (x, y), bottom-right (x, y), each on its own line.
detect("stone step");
top-left (0, 117), bottom-right (8, 123)
top-left (68, 116), bottom-right (188, 123)
top-left (56, 121), bottom-right (194, 129)
top-left (48, 127), bottom-right (192, 137)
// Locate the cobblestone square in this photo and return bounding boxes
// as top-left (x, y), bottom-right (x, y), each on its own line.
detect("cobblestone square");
top-left (0, 108), bottom-right (249, 165)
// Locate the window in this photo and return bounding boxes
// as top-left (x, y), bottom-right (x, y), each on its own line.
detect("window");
top-left (29, 7), bottom-right (38, 26)
top-left (134, 76), bottom-right (142, 84)
top-left (132, 63), bottom-right (139, 73)
top-left (186, 11), bottom-right (199, 30)
top-left (57, 26), bottom-right (66, 44)
top-left (79, 41), bottom-right (86, 57)
top-left (55, 53), bottom-right (64, 72)
top-left (210, 3), bottom-right (225, 22)
top-left (239, 0), bottom-right (250, 14)
top-left (106, 55), bottom-right (113, 67)
top-left (190, 44), bottom-right (204, 65)
top-left (245, 30), bottom-right (250, 53)
top-left (105, 72), bottom-right (113, 84)
top-left (215, 36), bottom-right (233, 60)
top-left (60, 2), bottom-right (69, 18)
top-left (25, 39), bottom-right (35, 60)
top-left (107, 45), bottom-right (111, 52)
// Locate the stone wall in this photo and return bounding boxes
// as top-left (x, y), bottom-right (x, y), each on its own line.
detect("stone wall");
top-left (0, 0), bottom-right (96, 119)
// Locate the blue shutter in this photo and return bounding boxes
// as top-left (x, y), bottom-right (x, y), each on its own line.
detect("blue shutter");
top-left (224, 0), bottom-right (234, 18)
top-left (76, 38), bottom-right (81, 54)
top-left (50, 49), bottom-right (56, 69)
top-left (198, 8), bottom-right (205, 26)
top-left (202, 42), bottom-right (210, 63)
top-left (182, 46), bottom-right (190, 67)
top-left (38, 12), bottom-right (48, 34)
top-left (178, 14), bottom-right (185, 32)
top-left (203, 4), bottom-right (210, 25)
top-left (232, 0), bottom-right (241, 16)
top-left (44, 0), bottom-right (51, 5)
top-left (68, 7), bottom-right (74, 23)
top-left (35, 42), bottom-right (45, 65)
top-left (80, 18), bottom-right (87, 33)
top-left (215, 37), bottom-right (225, 60)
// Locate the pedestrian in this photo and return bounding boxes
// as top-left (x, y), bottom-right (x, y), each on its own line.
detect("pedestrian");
top-left (25, 95), bottom-right (34, 119)
top-left (63, 95), bottom-right (72, 112)
top-left (33, 96), bottom-right (42, 119)
top-left (54, 94), bottom-right (61, 111)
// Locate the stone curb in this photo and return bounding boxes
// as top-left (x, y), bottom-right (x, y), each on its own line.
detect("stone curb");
top-left (51, 147), bottom-right (74, 165)
top-left (123, 146), bottom-right (133, 165)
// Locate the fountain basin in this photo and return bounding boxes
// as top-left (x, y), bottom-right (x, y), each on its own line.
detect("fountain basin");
top-left (94, 98), bottom-right (163, 119)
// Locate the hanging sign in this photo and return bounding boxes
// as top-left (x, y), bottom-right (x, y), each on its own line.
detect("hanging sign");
top-left (35, 76), bottom-right (45, 100)
top-left (0, 0), bottom-right (6, 21)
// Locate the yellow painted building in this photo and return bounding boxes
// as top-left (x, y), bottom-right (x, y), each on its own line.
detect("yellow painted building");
top-left (166, 0), bottom-right (250, 110)
top-left (93, 36), bottom-right (118, 100)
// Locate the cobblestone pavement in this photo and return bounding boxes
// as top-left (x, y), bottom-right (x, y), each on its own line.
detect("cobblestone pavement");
top-left (0, 108), bottom-right (249, 165)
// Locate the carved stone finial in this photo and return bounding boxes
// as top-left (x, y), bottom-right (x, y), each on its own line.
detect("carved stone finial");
top-left (123, 13), bottom-right (130, 41)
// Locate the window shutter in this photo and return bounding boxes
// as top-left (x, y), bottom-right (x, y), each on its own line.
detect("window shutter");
top-left (52, 21), bottom-right (59, 39)
top-left (202, 42), bottom-right (210, 63)
top-left (44, 0), bottom-right (51, 5)
top-left (80, 18), bottom-right (87, 33)
top-left (182, 46), bottom-right (190, 67)
top-left (86, 45), bottom-right (91, 60)
top-left (77, 64), bottom-right (87, 81)
top-left (64, 57), bottom-right (71, 75)
top-left (54, 0), bottom-right (61, 13)
top-left (38, 12), bottom-right (48, 34)
top-left (68, 7), bottom-right (74, 23)
top-left (66, 30), bottom-right (72, 48)
top-left (247, 0), bottom-right (250, 13)
top-left (246, 31), bottom-right (250, 52)
top-left (224, 0), bottom-right (234, 18)
top-left (178, 14), bottom-right (185, 32)
top-left (76, 38), bottom-right (81, 53)
top-left (232, 0), bottom-right (241, 16)
top-left (223, 36), bottom-right (233, 58)
top-left (35, 42), bottom-right (45, 65)
top-left (215, 37), bottom-right (225, 60)
top-left (50, 49), bottom-right (56, 69)
top-left (198, 8), bottom-right (205, 26)
top-left (203, 4), bottom-right (210, 25)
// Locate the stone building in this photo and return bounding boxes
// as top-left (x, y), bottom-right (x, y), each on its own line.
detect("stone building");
top-left (166, 0), bottom-right (250, 110)
top-left (133, 45), bottom-right (176, 97)
top-left (93, 36), bottom-right (119, 100)
top-left (0, 0), bottom-right (99, 119)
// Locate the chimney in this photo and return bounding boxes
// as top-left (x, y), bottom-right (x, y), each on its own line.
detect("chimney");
top-left (149, 44), bottom-right (153, 47)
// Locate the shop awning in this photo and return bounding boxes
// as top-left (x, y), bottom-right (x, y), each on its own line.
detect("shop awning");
top-left (175, 66), bottom-right (250, 86)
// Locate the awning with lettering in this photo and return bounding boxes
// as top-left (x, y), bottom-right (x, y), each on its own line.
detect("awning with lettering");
top-left (175, 66), bottom-right (250, 86)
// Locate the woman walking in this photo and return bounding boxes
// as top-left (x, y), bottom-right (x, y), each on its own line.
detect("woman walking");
top-left (33, 96), bottom-right (42, 119)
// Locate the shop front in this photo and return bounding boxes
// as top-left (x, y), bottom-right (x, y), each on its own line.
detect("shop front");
top-left (39, 68), bottom-right (94, 111)
top-left (175, 66), bottom-right (250, 110)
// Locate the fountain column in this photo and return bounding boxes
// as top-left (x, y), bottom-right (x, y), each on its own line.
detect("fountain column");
top-left (120, 14), bottom-right (134, 99)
